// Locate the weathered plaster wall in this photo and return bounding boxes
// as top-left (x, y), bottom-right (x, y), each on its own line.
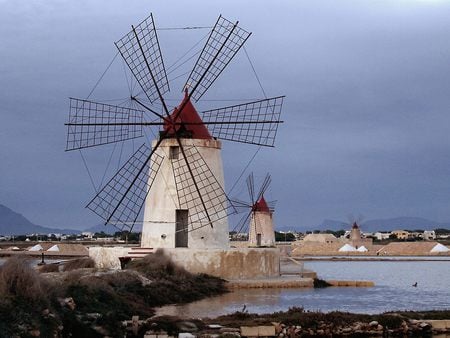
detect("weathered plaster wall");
top-left (248, 211), bottom-right (276, 247)
top-left (164, 248), bottom-right (280, 279)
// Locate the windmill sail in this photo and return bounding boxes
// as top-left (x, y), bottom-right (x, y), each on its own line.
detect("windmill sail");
top-left (87, 143), bottom-right (163, 231)
top-left (66, 98), bottom-right (144, 151)
top-left (171, 145), bottom-right (234, 231)
top-left (184, 15), bottom-right (251, 102)
top-left (201, 96), bottom-right (284, 147)
top-left (115, 13), bottom-right (169, 104)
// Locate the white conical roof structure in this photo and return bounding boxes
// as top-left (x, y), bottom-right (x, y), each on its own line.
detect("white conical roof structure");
top-left (47, 244), bottom-right (60, 252)
top-left (339, 243), bottom-right (357, 252)
top-left (430, 243), bottom-right (449, 253)
top-left (29, 244), bottom-right (43, 251)
top-left (356, 245), bottom-right (368, 252)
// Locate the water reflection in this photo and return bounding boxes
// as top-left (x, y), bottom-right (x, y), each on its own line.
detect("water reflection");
top-left (157, 260), bottom-right (450, 317)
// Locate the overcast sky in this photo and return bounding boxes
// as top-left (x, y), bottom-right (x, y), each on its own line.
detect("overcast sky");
top-left (1, 0), bottom-right (450, 230)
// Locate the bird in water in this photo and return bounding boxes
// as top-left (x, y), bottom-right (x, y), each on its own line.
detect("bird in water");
top-left (412, 282), bottom-right (418, 287)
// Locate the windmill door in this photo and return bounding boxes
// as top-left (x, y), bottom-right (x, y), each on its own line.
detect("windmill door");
top-left (175, 209), bottom-right (188, 248)
top-left (256, 233), bottom-right (262, 246)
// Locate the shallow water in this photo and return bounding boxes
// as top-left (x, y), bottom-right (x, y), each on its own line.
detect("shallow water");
top-left (157, 259), bottom-right (450, 317)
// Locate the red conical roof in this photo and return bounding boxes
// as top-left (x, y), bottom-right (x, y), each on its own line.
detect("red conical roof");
top-left (163, 89), bottom-right (212, 139)
top-left (253, 195), bottom-right (270, 213)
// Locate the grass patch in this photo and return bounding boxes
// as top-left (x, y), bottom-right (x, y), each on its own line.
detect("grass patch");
top-left (62, 257), bottom-right (95, 271)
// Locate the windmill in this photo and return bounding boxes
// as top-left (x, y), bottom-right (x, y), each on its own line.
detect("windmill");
top-left (231, 173), bottom-right (276, 247)
top-left (65, 14), bottom-right (284, 249)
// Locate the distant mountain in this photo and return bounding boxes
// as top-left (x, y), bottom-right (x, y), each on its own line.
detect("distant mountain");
top-left (0, 204), bottom-right (80, 235)
top-left (312, 217), bottom-right (450, 233)
top-left (84, 223), bottom-right (142, 234)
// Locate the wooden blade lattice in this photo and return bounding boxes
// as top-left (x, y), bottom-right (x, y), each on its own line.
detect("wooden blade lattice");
top-left (171, 146), bottom-right (234, 231)
top-left (87, 144), bottom-right (163, 231)
top-left (115, 13), bottom-right (169, 103)
top-left (201, 96), bottom-right (284, 147)
top-left (66, 98), bottom-right (144, 151)
top-left (184, 15), bottom-right (251, 102)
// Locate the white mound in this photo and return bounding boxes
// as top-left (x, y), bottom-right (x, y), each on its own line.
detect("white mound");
top-left (339, 244), bottom-right (357, 252)
top-left (29, 244), bottom-right (43, 251)
top-left (430, 243), bottom-right (449, 253)
top-left (47, 244), bottom-right (60, 252)
top-left (357, 246), bottom-right (368, 252)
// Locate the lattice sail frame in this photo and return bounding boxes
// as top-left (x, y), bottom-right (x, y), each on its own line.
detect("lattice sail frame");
top-left (184, 15), bottom-right (252, 102)
top-left (115, 13), bottom-right (169, 103)
top-left (171, 145), bottom-right (234, 231)
top-left (87, 144), bottom-right (164, 231)
top-left (201, 96), bottom-right (284, 147)
top-left (66, 98), bottom-right (144, 151)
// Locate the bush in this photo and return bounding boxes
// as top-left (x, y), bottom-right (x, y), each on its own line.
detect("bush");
top-left (62, 257), bottom-right (95, 271)
top-left (313, 278), bottom-right (332, 288)
top-left (0, 256), bottom-right (47, 303)
top-left (38, 263), bottom-right (60, 273)
top-left (126, 249), bottom-right (188, 279)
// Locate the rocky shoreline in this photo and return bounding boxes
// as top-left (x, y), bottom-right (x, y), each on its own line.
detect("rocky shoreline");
top-left (1, 254), bottom-right (449, 337)
top-left (124, 308), bottom-right (450, 337)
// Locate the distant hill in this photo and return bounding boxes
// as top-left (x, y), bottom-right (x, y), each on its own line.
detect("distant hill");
top-left (0, 204), bottom-right (80, 235)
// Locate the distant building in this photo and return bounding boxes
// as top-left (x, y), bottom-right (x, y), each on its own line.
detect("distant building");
top-left (423, 230), bottom-right (436, 241)
top-left (373, 232), bottom-right (391, 241)
top-left (391, 230), bottom-right (409, 240)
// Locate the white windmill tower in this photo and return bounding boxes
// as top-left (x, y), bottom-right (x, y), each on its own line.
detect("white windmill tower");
top-left (65, 14), bottom-right (284, 252)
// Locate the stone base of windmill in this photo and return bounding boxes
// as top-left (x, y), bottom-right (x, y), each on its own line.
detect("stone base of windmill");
top-left (163, 247), bottom-right (280, 279)
top-left (88, 246), bottom-right (280, 279)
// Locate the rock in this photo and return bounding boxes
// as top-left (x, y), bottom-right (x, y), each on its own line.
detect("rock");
top-left (219, 333), bottom-right (240, 338)
top-left (316, 329), bottom-right (324, 335)
top-left (29, 330), bottom-right (40, 337)
top-left (369, 321), bottom-right (378, 327)
top-left (377, 324), bottom-right (383, 331)
top-left (177, 321), bottom-right (198, 332)
top-left (42, 309), bottom-right (50, 316)
top-left (86, 313), bottom-right (102, 320)
top-left (419, 322), bottom-right (432, 330)
top-left (179, 333), bottom-right (196, 338)
top-left (342, 327), bottom-right (352, 333)
top-left (219, 328), bottom-right (240, 333)
top-left (92, 325), bottom-right (109, 336)
top-left (58, 297), bottom-right (76, 310)
top-left (209, 324), bottom-right (222, 329)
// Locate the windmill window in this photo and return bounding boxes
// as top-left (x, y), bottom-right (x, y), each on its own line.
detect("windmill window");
top-left (169, 146), bottom-right (180, 159)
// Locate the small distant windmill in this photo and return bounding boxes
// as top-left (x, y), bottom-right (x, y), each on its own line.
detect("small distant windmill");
top-left (232, 173), bottom-right (276, 247)
top-left (65, 14), bottom-right (284, 249)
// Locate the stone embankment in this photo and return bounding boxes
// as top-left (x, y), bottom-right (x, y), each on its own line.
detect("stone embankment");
top-left (227, 278), bottom-right (374, 288)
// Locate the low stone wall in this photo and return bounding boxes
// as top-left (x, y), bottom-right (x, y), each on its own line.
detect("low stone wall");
top-left (327, 280), bottom-right (375, 287)
top-left (228, 277), bottom-right (313, 288)
top-left (165, 248), bottom-right (280, 279)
